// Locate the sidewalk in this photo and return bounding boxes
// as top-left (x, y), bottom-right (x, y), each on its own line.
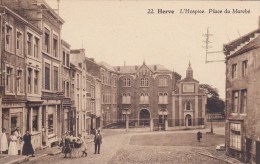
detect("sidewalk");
top-left (0, 136), bottom-right (94, 164)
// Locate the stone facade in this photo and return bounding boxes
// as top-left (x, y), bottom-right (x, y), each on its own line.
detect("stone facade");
top-left (224, 28), bottom-right (260, 163)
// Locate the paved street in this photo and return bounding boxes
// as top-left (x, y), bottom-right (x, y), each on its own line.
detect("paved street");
top-left (23, 127), bottom-right (229, 164)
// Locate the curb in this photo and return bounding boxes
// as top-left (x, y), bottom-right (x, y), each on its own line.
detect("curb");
top-left (5, 156), bottom-right (29, 164)
top-left (198, 152), bottom-right (232, 164)
top-left (29, 154), bottom-right (48, 162)
top-left (48, 150), bottom-right (62, 156)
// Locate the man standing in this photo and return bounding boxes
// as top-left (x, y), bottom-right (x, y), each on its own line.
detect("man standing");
top-left (197, 131), bottom-right (202, 142)
top-left (94, 130), bottom-right (102, 154)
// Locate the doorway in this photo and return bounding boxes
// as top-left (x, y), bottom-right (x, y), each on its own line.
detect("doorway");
top-left (139, 109), bottom-right (150, 126)
top-left (185, 114), bottom-right (192, 126)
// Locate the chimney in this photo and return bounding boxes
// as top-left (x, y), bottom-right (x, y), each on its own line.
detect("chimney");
top-left (124, 61), bottom-right (126, 66)
top-left (154, 65), bottom-right (157, 71)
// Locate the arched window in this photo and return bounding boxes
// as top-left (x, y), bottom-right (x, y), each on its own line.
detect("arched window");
top-left (186, 101), bottom-right (191, 110)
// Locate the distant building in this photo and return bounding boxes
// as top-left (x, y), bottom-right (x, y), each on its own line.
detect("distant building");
top-left (61, 40), bottom-right (72, 135)
top-left (172, 62), bottom-right (207, 127)
top-left (224, 27), bottom-right (260, 163)
top-left (115, 61), bottom-right (206, 130)
top-left (70, 49), bottom-right (90, 137)
top-left (99, 62), bottom-right (118, 127)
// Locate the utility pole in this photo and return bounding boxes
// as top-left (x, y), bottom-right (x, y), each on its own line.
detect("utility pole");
top-left (202, 27), bottom-right (225, 63)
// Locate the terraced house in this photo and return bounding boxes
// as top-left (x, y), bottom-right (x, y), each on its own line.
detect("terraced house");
top-left (2, 0), bottom-right (66, 148)
top-left (224, 25), bottom-right (260, 163)
top-left (0, 4), bottom-right (47, 151)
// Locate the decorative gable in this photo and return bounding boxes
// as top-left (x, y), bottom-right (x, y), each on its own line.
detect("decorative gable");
top-left (137, 65), bottom-right (153, 77)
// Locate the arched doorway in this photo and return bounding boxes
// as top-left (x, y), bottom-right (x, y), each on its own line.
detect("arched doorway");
top-left (139, 109), bottom-right (150, 126)
top-left (185, 114), bottom-right (192, 126)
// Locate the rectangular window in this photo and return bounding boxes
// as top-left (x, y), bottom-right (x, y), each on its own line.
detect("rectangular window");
top-left (240, 90), bottom-right (247, 114)
top-left (66, 82), bottom-right (70, 97)
top-left (48, 114), bottom-right (54, 135)
top-left (44, 28), bottom-right (50, 53)
top-left (62, 51), bottom-right (66, 66)
top-left (53, 37), bottom-right (58, 57)
top-left (77, 74), bottom-right (80, 88)
top-left (232, 64), bottom-right (237, 79)
top-left (242, 60), bottom-right (248, 77)
top-left (53, 66), bottom-right (58, 91)
top-left (34, 70), bottom-right (39, 94)
top-left (16, 31), bottom-right (22, 55)
top-left (141, 78), bottom-right (149, 87)
top-left (6, 25), bottom-right (13, 52)
top-left (17, 70), bottom-right (22, 93)
top-left (6, 67), bottom-right (13, 92)
top-left (232, 91), bottom-right (239, 113)
top-left (123, 78), bottom-right (131, 87)
top-left (34, 37), bottom-right (39, 58)
top-left (66, 53), bottom-right (70, 67)
top-left (28, 68), bottom-right (32, 93)
top-left (230, 123), bottom-right (241, 150)
top-left (45, 63), bottom-right (50, 90)
top-left (27, 33), bottom-right (32, 55)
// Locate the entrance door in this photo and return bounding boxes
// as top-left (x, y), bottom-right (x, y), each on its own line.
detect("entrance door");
top-left (185, 115), bottom-right (192, 126)
top-left (139, 109), bottom-right (150, 126)
top-left (256, 141), bottom-right (260, 164)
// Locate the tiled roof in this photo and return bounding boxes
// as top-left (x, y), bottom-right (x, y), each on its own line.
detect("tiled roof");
top-left (224, 28), bottom-right (260, 55)
top-left (113, 64), bottom-right (172, 74)
top-left (232, 35), bottom-right (260, 56)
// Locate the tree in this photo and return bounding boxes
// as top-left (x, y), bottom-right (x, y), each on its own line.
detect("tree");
top-left (199, 84), bottom-right (225, 115)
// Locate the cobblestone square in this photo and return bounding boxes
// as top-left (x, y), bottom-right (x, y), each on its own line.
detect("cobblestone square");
top-left (23, 129), bottom-right (229, 164)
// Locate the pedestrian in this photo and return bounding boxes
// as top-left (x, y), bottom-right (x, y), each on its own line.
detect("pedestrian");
top-left (8, 131), bottom-right (18, 155)
top-left (197, 131), bottom-right (202, 142)
top-left (94, 129), bottom-right (102, 154)
top-left (14, 127), bottom-right (22, 155)
top-left (42, 127), bottom-right (46, 146)
top-left (1, 128), bottom-right (8, 154)
top-left (78, 134), bottom-right (87, 157)
top-left (63, 131), bottom-right (72, 158)
top-left (22, 130), bottom-right (35, 157)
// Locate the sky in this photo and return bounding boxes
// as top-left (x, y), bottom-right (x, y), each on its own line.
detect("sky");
top-left (46, 0), bottom-right (260, 99)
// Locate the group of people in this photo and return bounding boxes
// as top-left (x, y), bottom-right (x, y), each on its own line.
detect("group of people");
top-left (61, 131), bottom-right (88, 158)
top-left (0, 127), bottom-right (35, 157)
top-left (61, 129), bottom-right (103, 158)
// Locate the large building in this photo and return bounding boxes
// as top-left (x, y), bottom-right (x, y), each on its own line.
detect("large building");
top-left (2, 0), bottom-right (66, 147)
top-left (115, 61), bottom-right (206, 130)
top-left (224, 27), bottom-right (260, 163)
